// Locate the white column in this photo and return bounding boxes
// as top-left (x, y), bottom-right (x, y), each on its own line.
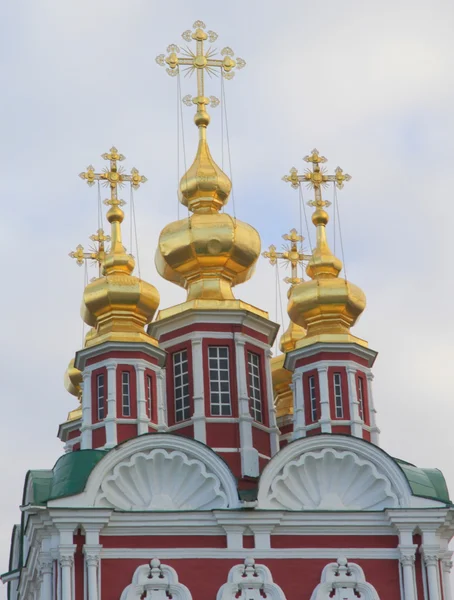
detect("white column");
top-left (83, 546), bottom-right (101, 600)
top-left (39, 555), bottom-right (53, 600)
top-left (265, 349), bottom-right (280, 456)
top-left (235, 336), bottom-right (259, 477)
top-left (135, 364), bottom-right (148, 435)
top-left (366, 371), bottom-right (380, 445)
top-left (423, 552), bottom-right (441, 600)
top-left (156, 370), bottom-right (168, 432)
top-left (398, 546), bottom-right (417, 600)
top-left (292, 371), bottom-right (305, 440)
top-left (441, 556), bottom-right (453, 600)
top-left (191, 338), bottom-right (207, 444)
top-left (104, 363), bottom-right (117, 449)
top-left (318, 366), bottom-right (332, 433)
top-left (81, 371), bottom-right (92, 449)
top-left (58, 553), bottom-right (74, 600)
top-left (346, 366), bottom-right (363, 438)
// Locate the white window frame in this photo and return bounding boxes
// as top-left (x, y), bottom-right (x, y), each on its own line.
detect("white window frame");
top-left (97, 373), bottom-right (105, 420)
top-left (247, 351), bottom-right (263, 423)
top-left (173, 350), bottom-right (190, 423)
top-left (333, 372), bottom-right (343, 418)
top-left (208, 346), bottom-right (232, 416)
top-left (309, 375), bottom-right (317, 422)
top-left (358, 376), bottom-right (365, 420)
top-left (146, 374), bottom-right (153, 419)
top-left (122, 371), bottom-right (131, 417)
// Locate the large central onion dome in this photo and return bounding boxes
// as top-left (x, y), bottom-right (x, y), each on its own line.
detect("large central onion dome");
top-left (155, 100), bottom-right (261, 315)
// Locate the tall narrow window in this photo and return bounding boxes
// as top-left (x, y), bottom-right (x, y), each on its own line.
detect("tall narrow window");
top-left (97, 373), bottom-right (105, 420)
top-left (248, 352), bottom-right (262, 422)
top-left (358, 376), bottom-right (365, 420)
top-left (173, 350), bottom-right (190, 422)
top-left (146, 374), bottom-right (153, 420)
top-left (122, 371), bottom-right (131, 417)
top-left (309, 375), bottom-right (317, 422)
top-left (209, 347), bottom-right (231, 416)
top-left (333, 372), bottom-right (343, 418)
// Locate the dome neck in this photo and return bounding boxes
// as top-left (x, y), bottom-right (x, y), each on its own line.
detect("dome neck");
top-left (306, 206), bottom-right (343, 280)
top-left (102, 202), bottom-right (135, 276)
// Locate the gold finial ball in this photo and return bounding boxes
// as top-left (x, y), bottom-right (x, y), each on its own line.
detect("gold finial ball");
top-left (194, 109), bottom-right (210, 128)
top-left (312, 209), bottom-right (329, 226)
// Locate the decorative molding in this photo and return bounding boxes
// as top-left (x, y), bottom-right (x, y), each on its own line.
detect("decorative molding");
top-left (310, 557), bottom-right (380, 600)
top-left (49, 434), bottom-right (239, 509)
top-left (95, 448), bottom-right (230, 510)
top-left (120, 558), bottom-right (192, 600)
top-left (257, 435), bottom-right (412, 510)
top-left (217, 558), bottom-right (286, 600)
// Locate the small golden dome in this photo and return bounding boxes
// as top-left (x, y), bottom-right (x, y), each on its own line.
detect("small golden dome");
top-left (64, 359), bottom-right (83, 422)
top-left (83, 201), bottom-right (160, 347)
top-left (288, 205), bottom-right (366, 340)
top-left (271, 354), bottom-right (293, 420)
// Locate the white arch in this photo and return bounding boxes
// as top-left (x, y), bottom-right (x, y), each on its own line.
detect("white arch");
top-left (257, 435), bottom-right (412, 510)
top-left (217, 558), bottom-right (287, 600)
top-left (310, 557), bottom-right (380, 600)
top-left (50, 434), bottom-right (240, 509)
top-left (120, 559), bottom-right (192, 600)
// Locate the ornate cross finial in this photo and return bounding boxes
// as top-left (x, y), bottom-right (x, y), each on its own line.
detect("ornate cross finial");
top-left (156, 20), bottom-right (245, 111)
top-left (282, 148), bottom-right (351, 210)
top-left (79, 146), bottom-right (147, 208)
top-left (262, 228), bottom-right (311, 286)
top-left (69, 228), bottom-right (110, 277)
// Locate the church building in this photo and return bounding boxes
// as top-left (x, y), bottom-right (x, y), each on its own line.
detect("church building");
top-left (2, 20), bottom-right (453, 600)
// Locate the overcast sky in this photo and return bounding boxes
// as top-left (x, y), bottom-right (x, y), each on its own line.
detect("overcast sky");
top-left (1, 0), bottom-right (454, 594)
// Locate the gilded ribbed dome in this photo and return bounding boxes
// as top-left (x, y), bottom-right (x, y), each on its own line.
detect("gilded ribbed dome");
top-left (83, 201), bottom-right (160, 346)
top-left (155, 82), bottom-right (262, 316)
top-left (64, 359), bottom-right (83, 422)
top-left (283, 151), bottom-right (366, 347)
top-left (288, 206), bottom-right (366, 343)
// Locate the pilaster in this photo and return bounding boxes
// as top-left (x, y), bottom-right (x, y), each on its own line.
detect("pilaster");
top-left (346, 366), bottom-right (363, 438)
top-left (156, 370), bottom-right (168, 432)
top-left (235, 336), bottom-right (259, 477)
top-left (191, 338), bottom-right (207, 444)
top-left (135, 364), bottom-right (148, 435)
top-left (317, 366), bottom-right (332, 433)
top-left (366, 370), bottom-right (380, 445)
top-left (81, 372), bottom-right (92, 449)
top-left (291, 372), bottom-right (305, 440)
top-left (104, 362), bottom-right (117, 449)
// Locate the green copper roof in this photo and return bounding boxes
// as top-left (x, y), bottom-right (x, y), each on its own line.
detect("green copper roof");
top-left (23, 450), bottom-right (106, 506)
top-left (395, 459), bottom-right (450, 504)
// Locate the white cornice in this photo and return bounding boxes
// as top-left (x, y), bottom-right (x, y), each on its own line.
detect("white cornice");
top-left (75, 341), bottom-right (167, 370)
top-left (285, 342), bottom-right (378, 371)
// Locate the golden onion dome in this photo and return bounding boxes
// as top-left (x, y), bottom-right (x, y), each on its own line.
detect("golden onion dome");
top-left (83, 198), bottom-right (160, 347)
top-left (64, 359), bottom-right (83, 422)
top-left (288, 203), bottom-right (366, 346)
top-left (155, 98), bottom-right (261, 312)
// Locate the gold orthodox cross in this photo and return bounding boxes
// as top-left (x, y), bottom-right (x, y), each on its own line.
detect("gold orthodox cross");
top-left (262, 229), bottom-right (312, 286)
top-left (156, 20), bottom-right (246, 109)
top-left (79, 146), bottom-right (147, 208)
top-left (282, 149), bottom-right (351, 209)
top-left (69, 228), bottom-right (110, 277)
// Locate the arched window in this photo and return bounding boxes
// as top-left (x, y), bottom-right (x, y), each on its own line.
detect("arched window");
top-left (310, 557), bottom-right (380, 600)
top-left (217, 558), bottom-right (286, 600)
top-left (120, 559), bottom-right (192, 600)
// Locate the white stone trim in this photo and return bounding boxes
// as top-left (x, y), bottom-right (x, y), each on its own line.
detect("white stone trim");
top-left (104, 363), bottom-right (117, 449)
top-left (120, 559), bottom-right (192, 600)
top-left (318, 367), bottom-right (332, 434)
top-left (191, 337), bottom-right (206, 444)
top-left (49, 434), bottom-right (240, 509)
top-left (81, 371), bottom-right (92, 450)
top-left (292, 372), bottom-right (305, 440)
top-left (100, 547), bottom-right (401, 560)
top-left (257, 435), bottom-right (413, 510)
top-left (346, 366), bottom-right (363, 438)
top-left (217, 559), bottom-right (286, 600)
